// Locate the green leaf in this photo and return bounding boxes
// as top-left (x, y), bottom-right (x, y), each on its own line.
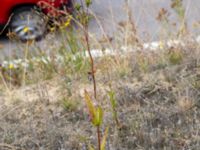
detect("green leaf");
top-left (169, 50), bottom-right (183, 65)
top-left (85, 0), bottom-right (92, 7)
top-left (93, 106), bottom-right (103, 126)
top-left (75, 3), bottom-right (81, 11)
top-left (108, 91), bottom-right (116, 108)
top-left (84, 91), bottom-right (103, 127)
top-left (84, 90), bottom-right (96, 122)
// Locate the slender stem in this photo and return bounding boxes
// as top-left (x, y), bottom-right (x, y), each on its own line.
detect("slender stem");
top-left (85, 29), bottom-right (97, 99)
top-left (83, 6), bottom-right (97, 99)
top-left (114, 110), bottom-right (120, 127)
top-left (97, 126), bottom-right (101, 150)
top-left (81, 2), bottom-right (100, 150)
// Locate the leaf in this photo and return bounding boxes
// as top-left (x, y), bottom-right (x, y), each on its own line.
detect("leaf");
top-left (101, 127), bottom-right (109, 150)
top-left (85, 0), bottom-right (92, 7)
top-left (93, 106), bottom-right (103, 126)
top-left (84, 91), bottom-right (104, 127)
top-left (108, 91), bottom-right (116, 108)
top-left (84, 90), bottom-right (96, 122)
top-left (75, 3), bottom-right (81, 11)
top-left (89, 144), bottom-right (95, 150)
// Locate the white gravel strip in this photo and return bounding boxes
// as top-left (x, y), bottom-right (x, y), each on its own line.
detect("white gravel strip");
top-left (1, 36), bottom-right (199, 69)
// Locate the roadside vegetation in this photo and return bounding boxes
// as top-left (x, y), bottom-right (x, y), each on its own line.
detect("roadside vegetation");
top-left (0, 0), bottom-right (200, 149)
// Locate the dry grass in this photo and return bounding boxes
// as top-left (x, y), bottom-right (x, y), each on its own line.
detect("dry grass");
top-left (0, 0), bottom-right (200, 149)
top-left (0, 41), bottom-right (200, 149)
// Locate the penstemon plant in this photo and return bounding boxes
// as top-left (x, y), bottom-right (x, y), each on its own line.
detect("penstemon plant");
top-left (75, 0), bottom-right (109, 149)
top-left (84, 90), bottom-right (109, 150)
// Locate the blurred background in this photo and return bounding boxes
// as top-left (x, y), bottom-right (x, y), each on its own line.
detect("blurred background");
top-left (0, 0), bottom-right (200, 61)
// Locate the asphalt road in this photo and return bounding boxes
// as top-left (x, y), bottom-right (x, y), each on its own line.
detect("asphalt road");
top-left (0, 0), bottom-right (200, 61)
top-left (89, 0), bottom-right (200, 39)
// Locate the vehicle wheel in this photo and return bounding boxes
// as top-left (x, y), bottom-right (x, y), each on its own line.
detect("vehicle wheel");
top-left (10, 7), bottom-right (48, 41)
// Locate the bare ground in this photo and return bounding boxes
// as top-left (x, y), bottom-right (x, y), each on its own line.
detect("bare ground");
top-left (0, 41), bottom-right (200, 150)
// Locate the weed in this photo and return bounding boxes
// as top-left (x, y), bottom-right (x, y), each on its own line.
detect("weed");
top-left (61, 98), bottom-right (79, 112)
top-left (168, 48), bottom-right (183, 65)
top-left (84, 90), bottom-right (108, 150)
top-left (108, 89), bottom-right (120, 128)
top-left (75, 0), bottom-right (110, 149)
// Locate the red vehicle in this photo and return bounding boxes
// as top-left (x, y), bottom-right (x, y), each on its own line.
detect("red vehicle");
top-left (0, 0), bottom-right (72, 41)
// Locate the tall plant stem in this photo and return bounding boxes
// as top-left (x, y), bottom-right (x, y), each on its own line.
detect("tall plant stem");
top-left (81, 1), bottom-right (99, 149)
top-left (83, 8), bottom-right (97, 99)
top-left (97, 126), bottom-right (101, 150)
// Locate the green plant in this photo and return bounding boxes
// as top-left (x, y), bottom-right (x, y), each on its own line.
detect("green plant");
top-left (84, 90), bottom-right (109, 150)
top-left (83, 0), bottom-right (97, 99)
top-left (108, 90), bottom-right (121, 128)
top-left (74, 1), bottom-right (110, 149)
top-left (168, 48), bottom-right (183, 65)
top-left (61, 98), bottom-right (78, 112)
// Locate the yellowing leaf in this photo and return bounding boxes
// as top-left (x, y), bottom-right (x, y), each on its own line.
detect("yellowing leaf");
top-left (93, 106), bottom-right (103, 126)
top-left (84, 90), bottom-right (96, 122)
top-left (84, 91), bottom-right (104, 127)
top-left (101, 127), bottom-right (109, 150)
top-left (89, 144), bottom-right (95, 150)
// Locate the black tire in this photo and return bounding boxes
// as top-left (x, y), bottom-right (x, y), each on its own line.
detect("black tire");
top-left (10, 6), bottom-right (48, 41)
